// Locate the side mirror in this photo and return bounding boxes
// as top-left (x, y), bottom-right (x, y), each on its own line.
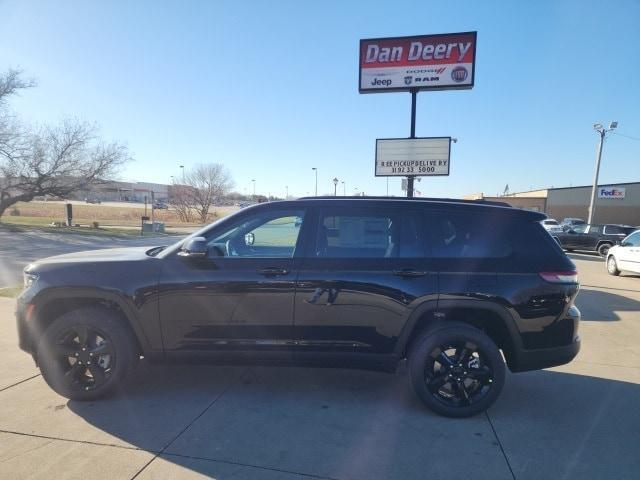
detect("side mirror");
top-left (178, 237), bottom-right (208, 257)
top-left (244, 232), bottom-right (255, 246)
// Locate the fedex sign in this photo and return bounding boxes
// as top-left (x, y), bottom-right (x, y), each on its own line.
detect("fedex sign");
top-left (597, 187), bottom-right (626, 199)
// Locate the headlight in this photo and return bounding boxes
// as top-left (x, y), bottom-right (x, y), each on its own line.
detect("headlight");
top-left (23, 272), bottom-right (39, 289)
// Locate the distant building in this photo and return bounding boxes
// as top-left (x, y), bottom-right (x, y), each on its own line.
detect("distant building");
top-left (77, 181), bottom-right (169, 203)
top-left (467, 181), bottom-right (640, 225)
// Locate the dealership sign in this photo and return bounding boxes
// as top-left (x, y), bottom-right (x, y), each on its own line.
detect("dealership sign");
top-left (359, 32), bottom-right (476, 93)
top-left (598, 187), bottom-right (626, 199)
top-left (375, 137), bottom-right (451, 177)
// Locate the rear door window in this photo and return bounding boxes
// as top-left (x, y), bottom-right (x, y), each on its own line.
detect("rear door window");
top-left (314, 207), bottom-right (425, 258)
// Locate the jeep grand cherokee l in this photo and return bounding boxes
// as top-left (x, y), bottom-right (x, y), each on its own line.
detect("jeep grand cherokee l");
top-left (16, 197), bottom-right (581, 417)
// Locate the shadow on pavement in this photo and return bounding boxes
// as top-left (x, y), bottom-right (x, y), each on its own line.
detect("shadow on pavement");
top-left (567, 253), bottom-right (604, 263)
top-left (63, 363), bottom-right (639, 480)
top-left (575, 287), bottom-right (640, 321)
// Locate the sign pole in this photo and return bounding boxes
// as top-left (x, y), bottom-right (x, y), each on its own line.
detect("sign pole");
top-left (407, 88), bottom-right (417, 198)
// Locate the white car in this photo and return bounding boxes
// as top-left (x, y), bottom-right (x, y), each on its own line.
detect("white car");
top-left (540, 218), bottom-right (563, 234)
top-left (606, 230), bottom-right (640, 275)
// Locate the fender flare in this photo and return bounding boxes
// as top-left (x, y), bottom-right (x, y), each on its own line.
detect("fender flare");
top-left (394, 298), bottom-right (524, 364)
top-left (31, 287), bottom-right (152, 355)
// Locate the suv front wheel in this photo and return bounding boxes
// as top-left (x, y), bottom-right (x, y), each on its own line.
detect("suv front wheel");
top-left (37, 307), bottom-right (138, 401)
top-left (409, 322), bottom-right (505, 417)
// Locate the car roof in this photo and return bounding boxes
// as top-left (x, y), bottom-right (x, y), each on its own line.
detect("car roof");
top-left (251, 197), bottom-right (546, 221)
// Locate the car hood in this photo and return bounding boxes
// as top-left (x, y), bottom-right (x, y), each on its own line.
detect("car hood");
top-left (29, 246), bottom-right (160, 266)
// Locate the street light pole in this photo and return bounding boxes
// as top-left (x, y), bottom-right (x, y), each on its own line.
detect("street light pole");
top-left (252, 179), bottom-right (256, 198)
top-left (341, 181), bottom-right (345, 196)
top-left (312, 168), bottom-right (317, 196)
top-left (179, 165), bottom-right (185, 183)
top-left (285, 185), bottom-right (288, 199)
top-left (587, 122), bottom-right (617, 224)
top-left (333, 177), bottom-right (338, 196)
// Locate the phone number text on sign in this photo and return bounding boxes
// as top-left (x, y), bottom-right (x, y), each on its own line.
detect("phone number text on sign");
top-left (375, 138), bottom-right (451, 177)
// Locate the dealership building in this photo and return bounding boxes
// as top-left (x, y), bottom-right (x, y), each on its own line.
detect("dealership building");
top-left (466, 181), bottom-right (640, 226)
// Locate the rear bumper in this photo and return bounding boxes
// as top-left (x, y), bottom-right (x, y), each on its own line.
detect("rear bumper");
top-left (509, 304), bottom-right (581, 372)
top-left (509, 336), bottom-right (580, 372)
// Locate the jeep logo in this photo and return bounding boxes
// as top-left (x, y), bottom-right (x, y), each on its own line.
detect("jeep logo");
top-left (370, 78), bottom-right (392, 86)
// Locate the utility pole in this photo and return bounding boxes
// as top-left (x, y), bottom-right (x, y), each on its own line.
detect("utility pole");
top-left (407, 89), bottom-right (417, 198)
top-left (587, 122), bottom-right (617, 224)
top-left (312, 167), bottom-right (318, 196)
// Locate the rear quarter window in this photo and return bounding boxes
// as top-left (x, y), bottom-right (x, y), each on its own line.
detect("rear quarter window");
top-left (426, 211), bottom-right (512, 258)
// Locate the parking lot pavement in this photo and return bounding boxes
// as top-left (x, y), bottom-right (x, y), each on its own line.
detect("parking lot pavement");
top-left (0, 227), bottom-right (178, 286)
top-left (0, 254), bottom-right (638, 479)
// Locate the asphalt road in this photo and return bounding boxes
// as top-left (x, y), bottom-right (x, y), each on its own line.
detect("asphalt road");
top-left (0, 245), bottom-right (638, 479)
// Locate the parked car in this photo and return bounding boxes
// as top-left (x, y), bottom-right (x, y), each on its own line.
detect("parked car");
top-left (560, 217), bottom-right (586, 231)
top-left (153, 201), bottom-right (168, 210)
top-left (606, 230), bottom-right (640, 275)
top-left (85, 197), bottom-right (101, 204)
top-left (553, 224), bottom-right (637, 256)
top-left (17, 197), bottom-right (580, 418)
top-left (541, 218), bottom-right (563, 234)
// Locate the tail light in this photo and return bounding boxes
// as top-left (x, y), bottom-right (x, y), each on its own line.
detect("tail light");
top-left (539, 271), bottom-right (578, 284)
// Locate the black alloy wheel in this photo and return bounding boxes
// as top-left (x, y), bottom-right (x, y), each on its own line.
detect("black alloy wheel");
top-left (52, 325), bottom-right (115, 392)
top-left (598, 243), bottom-right (612, 257)
top-left (424, 341), bottom-right (493, 409)
top-left (409, 322), bottom-right (505, 417)
top-left (38, 307), bottom-right (137, 400)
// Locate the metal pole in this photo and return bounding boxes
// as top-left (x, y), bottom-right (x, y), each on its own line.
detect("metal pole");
top-left (587, 130), bottom-right (605, 224)
top-left (314, 169), bottom-right (318, 196)
top-left (407, 89), bottom-right (417, 198)
top-left (342, 181), bottom-right (346, 196)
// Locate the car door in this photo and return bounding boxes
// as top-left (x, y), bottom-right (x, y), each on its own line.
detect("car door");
top-left (560, 224), bottom-right (587, 249)
top-left (157, 206), bottom-right (308, 360)
top-left (579, 225), bottom-right (601, 250)
top-left (617, 231), bottom-right (640, 273)
top-left (292, 204), bottom-right (437, 366)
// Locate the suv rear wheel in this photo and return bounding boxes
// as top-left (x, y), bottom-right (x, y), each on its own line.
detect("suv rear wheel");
top-left (37, 307), bottom-right (137, 401)
top-left (598, 242), bottom-right (612, 257)
top-left (409, 322), bottom-right (505, 417)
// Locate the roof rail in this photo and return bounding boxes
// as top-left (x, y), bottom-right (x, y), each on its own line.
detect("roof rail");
top-left (296, 196), bottom-right (512, 207)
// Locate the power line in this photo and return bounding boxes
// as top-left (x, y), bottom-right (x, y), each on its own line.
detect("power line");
top-left (612, 131), bottom-right (640, 142)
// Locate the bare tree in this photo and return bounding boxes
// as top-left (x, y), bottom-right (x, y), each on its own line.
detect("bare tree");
top-left (168, 163), bottom-right (234, 223)
top-left (0, 70), bottom-right (130, 217)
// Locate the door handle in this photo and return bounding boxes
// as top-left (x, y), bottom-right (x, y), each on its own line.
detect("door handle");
top-left (393, 269), bottom-right (427, 278)
top-left (258, 267), bottom-right (289, 276)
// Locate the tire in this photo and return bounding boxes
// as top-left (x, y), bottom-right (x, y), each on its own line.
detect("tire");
top-left (409, 322), bottom-right (505, 418)
top-left (37, 307), bottom-right (138, 401)
top-left (607, 255), bottom-right (621, 276)
top-left (597, 243), bottom-right (612, 257)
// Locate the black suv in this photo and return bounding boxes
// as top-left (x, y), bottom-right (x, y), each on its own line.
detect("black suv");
top-left (17, 197), bottom-right (581, 417)
top-left (554, 223), bottom-right (637, 256)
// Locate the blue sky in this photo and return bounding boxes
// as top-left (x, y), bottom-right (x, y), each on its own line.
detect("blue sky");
top-left (1, 0), bottom-right (639, 198)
